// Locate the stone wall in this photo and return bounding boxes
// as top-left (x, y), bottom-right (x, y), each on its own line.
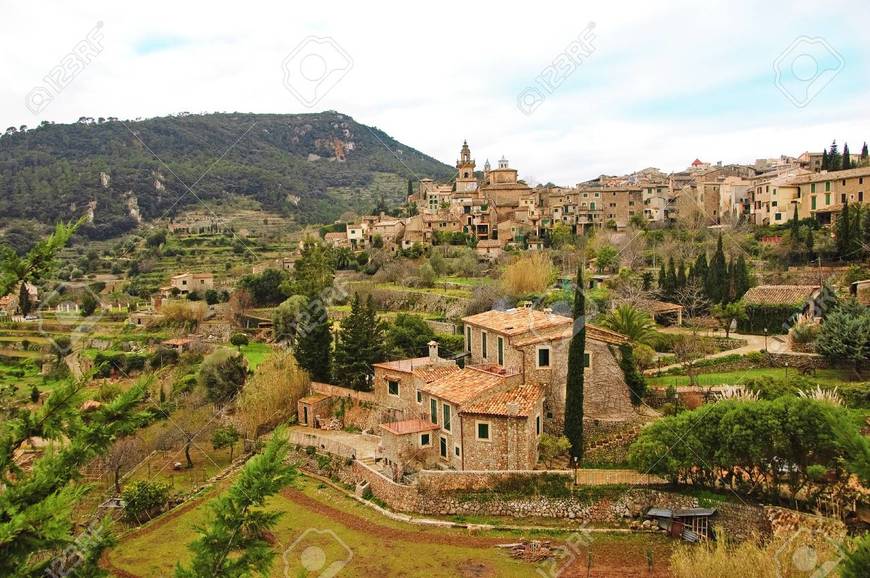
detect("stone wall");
top-left (417, 470), bottom-right (573, 493)
top-left (293, 446), bottom-right (798, 540)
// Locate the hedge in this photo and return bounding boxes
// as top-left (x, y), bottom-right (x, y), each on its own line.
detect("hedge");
top-left (737, 303), bottom-right (804, 335)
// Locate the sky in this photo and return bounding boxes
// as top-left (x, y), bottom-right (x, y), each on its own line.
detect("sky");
top-left (1, 0), bottom-right (868, 185)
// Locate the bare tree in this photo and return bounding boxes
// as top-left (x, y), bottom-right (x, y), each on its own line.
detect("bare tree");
top-left (104, 437), bottom-right (144, 493)
top-left (673, 279), bottom-right (710, 321)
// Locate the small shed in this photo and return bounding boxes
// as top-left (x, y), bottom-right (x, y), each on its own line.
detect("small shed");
top-left (645, 507), bottom-right (716, 542)
top-left (297, 393), bottom-right (335, 428)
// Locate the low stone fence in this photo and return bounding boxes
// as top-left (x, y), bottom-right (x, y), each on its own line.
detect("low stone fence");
top-left (425, 320), bottom-right (457, 335)
top-left (289, 430), bottom-right (359, 459)
top-left (415, 469), bottom-right (666, 492)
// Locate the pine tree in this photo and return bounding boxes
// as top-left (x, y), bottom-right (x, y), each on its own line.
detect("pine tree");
top-left (564, 266), bottom-right (586, 462)
top-left (821, 148), bottom-right (829, 171)
top-left (841, 142), bottom-right (851, 170)
top-left (294, 305), bottom-right (333, 383)
top-left (705, 235), bottom-right (728, 304)
top-left (0, 218), bottom-right (149, 576)
top-left (175, 429), bottom-right (296, 578)
top-left (334, 294), bottom-right (386, 391)
top-left (836, 200), bottom-right (851, 260)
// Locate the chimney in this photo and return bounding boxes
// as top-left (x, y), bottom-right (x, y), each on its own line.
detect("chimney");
top-left (427, 340), bottom-right (439, 363)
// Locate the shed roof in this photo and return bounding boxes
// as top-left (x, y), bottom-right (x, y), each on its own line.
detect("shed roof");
top-left (742, 285), bottom-right (819, 305)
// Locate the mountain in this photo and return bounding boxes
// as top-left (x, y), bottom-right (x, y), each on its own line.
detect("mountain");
top-left (0, 112), bottom-right (454, 239)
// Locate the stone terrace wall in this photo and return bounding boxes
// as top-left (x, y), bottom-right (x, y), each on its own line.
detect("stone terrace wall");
top-left (417, 470), bottom-right (572, 493)
top-left (310, 381), bottom-right (378, 404)
top-left (351, 460), bottom-right (419, 512)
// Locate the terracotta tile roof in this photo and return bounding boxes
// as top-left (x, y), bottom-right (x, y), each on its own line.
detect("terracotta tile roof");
top-left (788, 166), bottom-right (870, 184)
top-left (462, 308), bottom-right (572, 337)
top-left (460, 383), bottom-right (543, 417)
top-left (421, 367), bottom-right (507, 405)
top-left (299, 393), bottom-right (330, 404)
top-left (413, 364), bottom-right (461, 383)
top-left (637, 299), bottom-right (684, 314)
top-left (511, 322), bottom-right (628, 347)
top-left (373, 357), bottom-right (458, 380)
top-left (742, 285), bottom-right (819, 305)
top-left (323, 232), bottom-right (346, 241)
top-left (380, 418), bottom-right (441, 436)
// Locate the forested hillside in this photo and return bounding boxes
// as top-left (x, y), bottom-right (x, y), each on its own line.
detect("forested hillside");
top-left (0, 112), bottom-right (454, 239)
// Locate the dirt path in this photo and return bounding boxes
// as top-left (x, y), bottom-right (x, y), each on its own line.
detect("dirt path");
top-left (646, 327), bottom-right (774, 375)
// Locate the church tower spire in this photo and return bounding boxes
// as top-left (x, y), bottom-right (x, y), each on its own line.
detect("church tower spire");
top-left (455, 140), bottom-right (477, 193)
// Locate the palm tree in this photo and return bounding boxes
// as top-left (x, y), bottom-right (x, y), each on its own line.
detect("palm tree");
top-left (600, 303), bottom-right (656, 344)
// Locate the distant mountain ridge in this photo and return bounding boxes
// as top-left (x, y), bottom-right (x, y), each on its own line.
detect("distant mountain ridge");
top-left (0, 111), bottom-right (455, 238)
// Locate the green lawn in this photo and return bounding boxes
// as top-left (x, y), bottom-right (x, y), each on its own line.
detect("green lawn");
top-left (648, 367), bottom-right (858, 388)
top-left (108, 476), bottom-right (672, 577)
top-left (240, 342), bottom-right (272, 370)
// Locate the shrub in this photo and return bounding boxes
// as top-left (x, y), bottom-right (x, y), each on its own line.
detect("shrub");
top-left (501, 253), bottom-right (556, 297)
top-left (121, 480), bottom-right (170, 522)
top-left (790, 321), bottom-right (820, 344)
top-left (149, 346), bottom-right (179, 369)
top-left (229, 333), bottom-right (249, 349)
top-left (198, 349), bottom-right (247, 404)
top-left (538, 434), bottom-right (571, 468)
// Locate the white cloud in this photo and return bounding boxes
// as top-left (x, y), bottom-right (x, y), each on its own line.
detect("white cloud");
top-left (1, 0), bottom-right (868, 184)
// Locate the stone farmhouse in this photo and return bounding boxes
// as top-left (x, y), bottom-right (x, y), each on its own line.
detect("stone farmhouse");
top-left (316, 306), bottom-right (640, 473)
top-left (161, 272), bottom-right (215, 297)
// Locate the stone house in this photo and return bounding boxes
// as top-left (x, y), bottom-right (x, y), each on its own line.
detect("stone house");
top-left (166, 272), bottom-right (214, 296)
top-left (297, 393), bottom-right (336, 428)
top-left (461, 307), bottom-right (636, 433)
top-left (379, 418), bottom-right (442, 471)
top-left (372, 341), bottom-right (460, 416)
top-left (413, 364), bottom-right (545, 470)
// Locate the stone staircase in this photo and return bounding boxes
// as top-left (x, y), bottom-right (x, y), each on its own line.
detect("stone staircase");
top-left (585, 424), bottom-right (645, 454)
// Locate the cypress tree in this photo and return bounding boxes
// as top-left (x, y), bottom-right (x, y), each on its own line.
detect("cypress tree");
top-left (692, 252), bottom-right (708, 285)
top-left (836, 200), bottom-right (851, 260)
top-left (564, 266), bottom-right (586, 462)
top-left (658, 262), bottom-right (667, 293)
top-left (842, 143), bottom-right (851, 170)
top-left (829, 140), bottom-right (841, 172)
top-left (706, 235), bottom-right (727, 304)
top-left (805, 227), bottom-right (816, 261)
top-left (861, 142), bottom-right (869, 165)
top-left (821, 148), bottom-right (829, 171)
top-left (666, 257), bottom-right (678, 298)
top-left (790, 203), bottom-right (801, 239)
top-left (734, 255), bottom-right (751, 300)
top-left (725, 256), bottom-right (736, 303)
top-left (676, 260), bottom-right (687, 290)
top-left (852, 204), bottom-right (864, 259)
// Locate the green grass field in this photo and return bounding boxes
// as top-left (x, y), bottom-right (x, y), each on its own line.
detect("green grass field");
top-left (107, 476), bottom-right (673, 577)
top-left (240, 342), bottom-right (271, 370)
top-left (648, 367), bottom-right (858, 388)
